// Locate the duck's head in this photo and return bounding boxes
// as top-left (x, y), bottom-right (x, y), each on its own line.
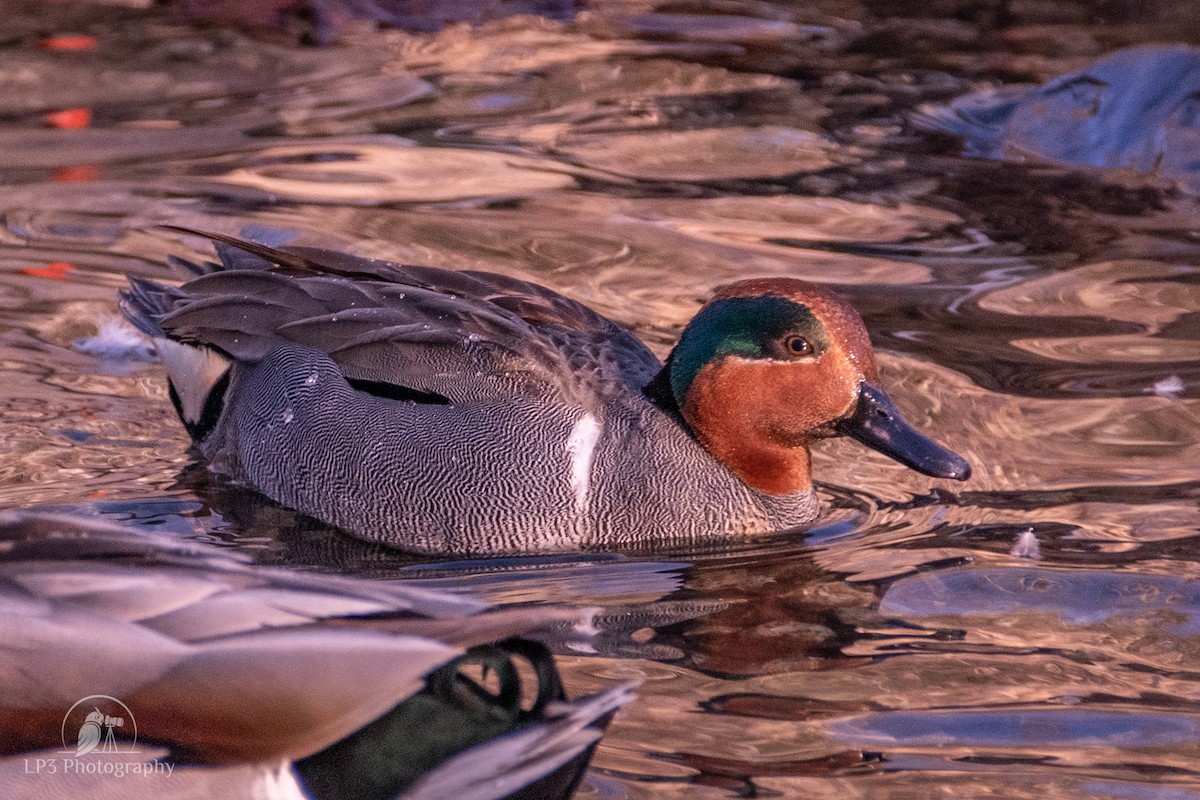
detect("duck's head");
top-left (660, 278), bottom-right (970, 495)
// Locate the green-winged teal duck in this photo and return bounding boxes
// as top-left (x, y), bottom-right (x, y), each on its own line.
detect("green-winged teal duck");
top-left (120, 229), bottom-right (969, 555)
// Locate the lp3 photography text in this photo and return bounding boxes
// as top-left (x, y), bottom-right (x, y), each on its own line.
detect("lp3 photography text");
top-left (24, 694), bottom-right (174, 779)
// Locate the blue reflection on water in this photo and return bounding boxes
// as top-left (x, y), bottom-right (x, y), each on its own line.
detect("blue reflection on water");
top-left (829, 709), bottom-right (1200, 747)
top-left (883, 566), bottom-right (1200, 635)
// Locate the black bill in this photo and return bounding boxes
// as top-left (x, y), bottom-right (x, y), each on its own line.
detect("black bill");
top-left (836, 382), bottom-right (971, 480)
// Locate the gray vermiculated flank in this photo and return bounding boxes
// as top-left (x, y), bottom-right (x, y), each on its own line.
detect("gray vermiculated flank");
top-left (122, 236), bottom-right (818, 554)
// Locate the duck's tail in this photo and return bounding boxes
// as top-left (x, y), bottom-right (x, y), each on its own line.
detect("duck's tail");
top-left (119, 270), bottom-right (232, 444)
top-left (119, 229), bottom-right (302, 443)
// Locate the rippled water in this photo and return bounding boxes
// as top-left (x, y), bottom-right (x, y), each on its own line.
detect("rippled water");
top-left (3, 1), bottom-right (1200, 797)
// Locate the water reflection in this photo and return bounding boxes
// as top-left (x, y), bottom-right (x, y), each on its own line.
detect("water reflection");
top-left (211, 140), bottom-right (578, 202)
top-left (0, 0), bottom-right (1199, 797)
top-left (830, 709), bottom-right (1200, 748)
top-left (916, 45), bottom-right (1200, 193)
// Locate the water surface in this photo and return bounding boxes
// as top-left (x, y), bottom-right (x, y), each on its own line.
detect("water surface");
top-left (2, 1), bottom-right (1200, 797)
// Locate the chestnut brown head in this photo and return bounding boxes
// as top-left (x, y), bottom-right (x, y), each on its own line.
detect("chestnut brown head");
top-left (666, 278), bottom-right (970, 495)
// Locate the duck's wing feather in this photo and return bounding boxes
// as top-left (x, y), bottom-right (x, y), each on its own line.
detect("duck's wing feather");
top-left (1, 679), bottom-right (632, 800)
top-left (125, 229), bottom-right (662, 407)
top-left (0, 511), bottom-right (600, 763)
top-left (403, 683), bottom-right (634, 800)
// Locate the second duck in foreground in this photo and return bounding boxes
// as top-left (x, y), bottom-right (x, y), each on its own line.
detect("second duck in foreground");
top-left (122, 229), bottom-right (970, 555)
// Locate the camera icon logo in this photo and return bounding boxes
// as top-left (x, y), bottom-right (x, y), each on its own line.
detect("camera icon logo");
top-left (61, 695), bottom-right (138, 757)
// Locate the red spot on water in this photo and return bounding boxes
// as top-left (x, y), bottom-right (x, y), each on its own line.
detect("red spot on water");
top-left (44, 108), bottom-right (91, 129)
top-left (38, 35), bottom-right (98, 51)
top-left (19, 262), bottom-right (75, 280)
top-left (87, 490), bottom-right (108, 498)
top-left (52, 165), bottom-right (101, 182)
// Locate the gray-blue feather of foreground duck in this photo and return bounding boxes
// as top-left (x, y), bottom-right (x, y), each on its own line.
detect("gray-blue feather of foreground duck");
top-left (0, 510), bottom-right (632, 800)
top-left (120, 227), bottom-right (969, 555)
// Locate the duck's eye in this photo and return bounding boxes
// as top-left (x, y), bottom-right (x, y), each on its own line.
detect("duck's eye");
top-left (784, 335), bottom-right (813, 357)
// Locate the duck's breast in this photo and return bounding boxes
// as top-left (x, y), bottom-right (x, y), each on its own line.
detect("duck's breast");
top-left (582, 399), bottom-right (822, 548)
